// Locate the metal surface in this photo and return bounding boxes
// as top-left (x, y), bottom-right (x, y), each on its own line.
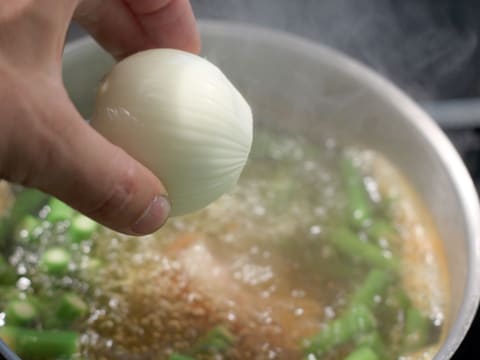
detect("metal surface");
top-left (3, 21), bottom-right (480, 359)
top-left (423, 99), bottom-right (480, 129)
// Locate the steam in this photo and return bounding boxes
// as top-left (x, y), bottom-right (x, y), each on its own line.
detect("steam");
top-left (192, 0), bottom-right (478, 99)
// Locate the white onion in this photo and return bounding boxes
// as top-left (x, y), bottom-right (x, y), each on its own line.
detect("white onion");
top-left (91, 49), bottom-right (253, 216)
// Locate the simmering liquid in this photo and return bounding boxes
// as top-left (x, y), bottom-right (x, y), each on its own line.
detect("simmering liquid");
top-left (0, 129), bottom-right (449, 360)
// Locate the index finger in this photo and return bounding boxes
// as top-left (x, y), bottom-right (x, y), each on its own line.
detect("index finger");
top-left (125, 0), bottom-right (200, 54)
top-left (75, 0), bottom-right (200, 60)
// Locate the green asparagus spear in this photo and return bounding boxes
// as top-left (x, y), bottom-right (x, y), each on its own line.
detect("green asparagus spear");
top-left (351, 269), bottom-right (393, 309)
top-left (0, 326), bottom-right (78, 359)
top-left (345, 346), bottom-right (379, 360)
top-left (366, 219), bottom-right (397, 248)
top-left (328, 227), bottom-right (399, 271)
top-left (302, 304), bottom-right (376, 356)
top-left (347, 262), bottom-right (404, 358)
top-left (341, 157), bottom-right (372, 227)
top-left (40, 248), bottom-right (71, 276)
top-left (403, 307), bottom-right (432, 352)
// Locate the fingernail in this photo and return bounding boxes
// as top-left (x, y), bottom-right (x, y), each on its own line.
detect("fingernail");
top-left (131, 196), bottom-right (170, 235)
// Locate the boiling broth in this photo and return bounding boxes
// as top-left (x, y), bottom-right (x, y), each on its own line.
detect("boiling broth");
top-left (0, 130), bottom-right (449, 360)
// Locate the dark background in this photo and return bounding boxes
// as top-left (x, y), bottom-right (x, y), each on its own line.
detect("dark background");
top-left (68, 0), bottom-right (480, 100)
top-left (67, 0), bottom-right (480, 358)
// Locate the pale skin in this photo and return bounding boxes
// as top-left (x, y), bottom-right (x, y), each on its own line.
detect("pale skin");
top-left (0, 0), bottom-right (200, 235)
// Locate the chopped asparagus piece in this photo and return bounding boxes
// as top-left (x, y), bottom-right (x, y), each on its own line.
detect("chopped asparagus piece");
top-left (14, 215), bottom-right (41, 243)
top-left (56, 293), bottom-right (88, 325)
top-left (69, 214), bottom-right (98, 243)
top-left (46, 198), bottom-right (75, 223)
top-left (5, 299), bottom-right (38, 326)
top-left (345, 346), bottom-right (379, 360)
top-left (0, 189), bottom-right (47, 242)
top-left (0, 326), bottom-right (78, 359)
top-left (40, 248), bottom-right (71, 276)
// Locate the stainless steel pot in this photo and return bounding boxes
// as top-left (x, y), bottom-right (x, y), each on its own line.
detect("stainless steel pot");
top-left (60, 21), bottom-right (480, 359)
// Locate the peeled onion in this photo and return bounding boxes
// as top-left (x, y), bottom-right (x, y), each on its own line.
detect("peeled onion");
top-left (91, 49), bottom-right (253, 216)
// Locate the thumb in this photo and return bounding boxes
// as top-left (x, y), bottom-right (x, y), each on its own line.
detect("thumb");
top-left (46, 119), bottom-right (171, 235)
top-left (10, 83), bottom-right (170, 235)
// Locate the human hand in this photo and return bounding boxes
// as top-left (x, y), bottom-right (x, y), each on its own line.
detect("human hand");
top-left (0, 0), bottom-right (200, 235)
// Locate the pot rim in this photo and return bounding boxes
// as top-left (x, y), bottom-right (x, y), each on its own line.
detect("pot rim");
top-left (60, 20), bottom-right (480, 360)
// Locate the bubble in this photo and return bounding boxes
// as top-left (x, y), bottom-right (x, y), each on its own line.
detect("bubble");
top-left (294, 308), bottom-right (304, 316)
top-left (17, 263), bottom-right (27, 275)
top-left (324, 306), bottom-right (336, 319)
top-left (227, 312), bottom-right (237, 321)
top-left (17, 277), bottom-right (31, 290)
top-left (309, 225), bottom-right (322, 235)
